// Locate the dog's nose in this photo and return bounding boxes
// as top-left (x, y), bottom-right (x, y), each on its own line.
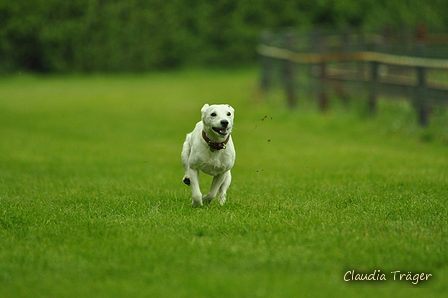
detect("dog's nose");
top-left (221, 120), bottom-right (229, 127)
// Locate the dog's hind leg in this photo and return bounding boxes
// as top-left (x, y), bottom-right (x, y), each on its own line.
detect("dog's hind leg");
top-left (182, 176), bottom-right (191, 186)
top-left (218, 171), bottom-right (231, 206)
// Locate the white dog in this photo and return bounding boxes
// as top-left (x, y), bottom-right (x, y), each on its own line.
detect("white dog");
top-left (181, 104), bottom-right (236, 206)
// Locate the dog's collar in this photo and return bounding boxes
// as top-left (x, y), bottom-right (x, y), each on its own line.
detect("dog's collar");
top-left (202, 130), bottom-right (230, 150)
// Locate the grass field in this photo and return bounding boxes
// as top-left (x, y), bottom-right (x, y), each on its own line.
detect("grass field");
top-left (0, 69), bottom-right (447, 297)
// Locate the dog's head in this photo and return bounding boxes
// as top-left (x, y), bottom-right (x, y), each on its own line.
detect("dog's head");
top-left (201, 104), bottom-right (234, 139)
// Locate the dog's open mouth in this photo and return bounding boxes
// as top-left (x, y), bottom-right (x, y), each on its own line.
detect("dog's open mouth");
top-left (212, 127), bottom-right (228, 136)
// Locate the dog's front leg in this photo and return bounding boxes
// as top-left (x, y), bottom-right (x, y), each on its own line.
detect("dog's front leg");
top-left (203, 173), bottom-right (227, 205)
top-left (218, 171), bottom-right (231, 206)
top-left (187, 169), bottom-right (202, 206)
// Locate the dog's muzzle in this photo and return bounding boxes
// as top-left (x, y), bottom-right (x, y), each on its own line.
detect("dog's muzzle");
top-left (212, 127), bottom-right (229, 136)
top-left (212, 120), bottom-right (230, 136)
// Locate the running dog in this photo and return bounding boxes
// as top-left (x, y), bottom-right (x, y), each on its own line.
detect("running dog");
top-left (181, 104), bottom-right (235, 206)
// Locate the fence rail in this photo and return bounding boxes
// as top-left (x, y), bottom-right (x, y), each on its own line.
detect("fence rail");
top-left (258, 27), bottom-right (448, 126)
top-left (258, 45), bottom-right (448, 69)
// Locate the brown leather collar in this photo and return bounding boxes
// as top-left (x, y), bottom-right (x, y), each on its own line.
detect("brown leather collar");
top-left (202, 130), bottom-right (230, 150)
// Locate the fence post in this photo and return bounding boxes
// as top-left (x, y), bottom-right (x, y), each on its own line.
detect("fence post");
top-left (368, 28), bottom-right (384, 116)
top-left (368, 61), bottom-right (379, 115)
top-left (357, 28), bottom-right (367, 81)
top-left (319, 60), bottom-right (329, 112)
top-left (259, 29), bottom-right (274, 97)
top-left (281, 27), bottom-right (297, 108)
top-left (416, 66), bottom-right (428, 126)
top-left (415, 24), bottom-right (429, 127)
top-left (335, 27), bottom-right (351, 107)
top-left (312, 28), bottom-right (328, 112)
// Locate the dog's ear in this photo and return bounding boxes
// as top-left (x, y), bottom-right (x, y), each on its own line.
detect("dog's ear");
top-left (201, 104), bottom-right (209, 114)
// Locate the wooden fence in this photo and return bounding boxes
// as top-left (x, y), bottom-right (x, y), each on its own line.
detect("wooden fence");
top-left (258, 27), bottom-right (448, 126)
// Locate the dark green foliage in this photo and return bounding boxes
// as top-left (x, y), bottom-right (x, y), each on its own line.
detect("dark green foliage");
top-left (0, 0), bottom-right (447, 72)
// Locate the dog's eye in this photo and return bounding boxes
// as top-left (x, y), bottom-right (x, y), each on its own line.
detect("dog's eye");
top-left (211, 112), bottom-right (217, 117)
top-left (227, 112), bottom-right (231, 116)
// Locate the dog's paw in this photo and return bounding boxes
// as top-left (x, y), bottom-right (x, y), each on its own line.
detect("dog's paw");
top-left (182, 176), bottom-right (191, 186)
top-left (191, 199), bottom-right (203, 207)
top-left (203, 194), bottom-right (214, 204)
top-left (218, 195), bottom-right (226, 206)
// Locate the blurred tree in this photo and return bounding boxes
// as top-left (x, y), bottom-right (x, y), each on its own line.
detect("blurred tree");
top-left (0, 0), bottom-right (447, 73)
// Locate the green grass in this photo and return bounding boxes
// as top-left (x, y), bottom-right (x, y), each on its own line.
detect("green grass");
top-left (0, 69), bottom-right (447, 297)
